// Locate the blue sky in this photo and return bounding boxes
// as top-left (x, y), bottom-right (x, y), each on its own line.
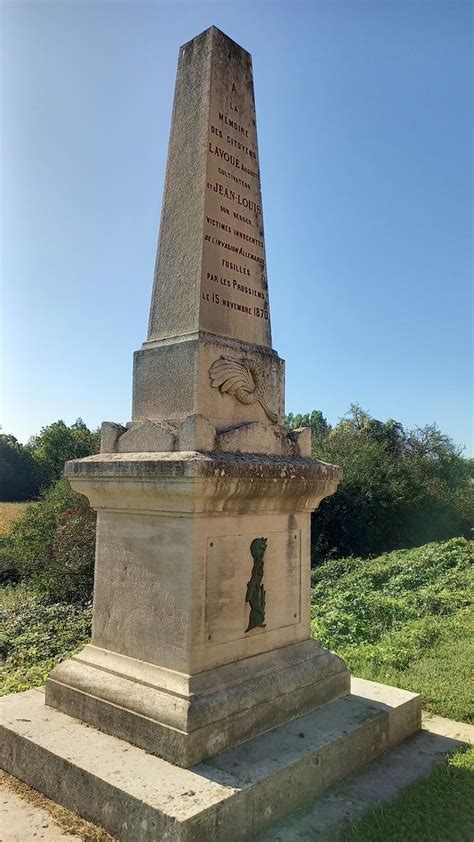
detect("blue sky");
top-left (1, 0), bottom-right (472, 453)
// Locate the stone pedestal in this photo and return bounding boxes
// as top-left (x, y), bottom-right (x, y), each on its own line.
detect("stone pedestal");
top-left (46, 452), bottom-right (349, 767)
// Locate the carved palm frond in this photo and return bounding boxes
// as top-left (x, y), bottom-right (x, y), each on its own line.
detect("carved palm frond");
top-left (209, 358), bottom-right (256, 398)
top-left (209, 357), bottom-right (278, 423)
top-left (258, 396), bottom-right (278, 424)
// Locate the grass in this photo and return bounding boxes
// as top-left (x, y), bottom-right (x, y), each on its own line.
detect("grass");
top-left (311, 537), bottom-right (474, 722)
top-left (341, 747), bottom-right (474, 842)
top-left (0, 502), bottom-right (30, 535)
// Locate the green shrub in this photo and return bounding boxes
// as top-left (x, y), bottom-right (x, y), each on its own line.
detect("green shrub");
top-left (45, 500), bottom-right (96, 602)
top-left (0, 478), bottom-right (96, 602)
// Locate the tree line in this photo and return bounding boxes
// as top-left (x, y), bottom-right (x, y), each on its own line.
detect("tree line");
top-left (0, 420), bottom-right (100, 501)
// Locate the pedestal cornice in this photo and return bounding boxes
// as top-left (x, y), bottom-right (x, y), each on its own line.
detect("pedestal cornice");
top-left (65, 451), bottom-right (342, 514)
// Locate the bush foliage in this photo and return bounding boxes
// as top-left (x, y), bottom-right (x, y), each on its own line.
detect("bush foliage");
top-left (0, 478), bottom-right (96, 602)
top-left (288, 405), bottom-right (472, 560)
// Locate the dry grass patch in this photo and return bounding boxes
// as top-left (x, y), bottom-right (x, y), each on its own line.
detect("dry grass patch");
top-left (0, 502), bottom-right (31, 534)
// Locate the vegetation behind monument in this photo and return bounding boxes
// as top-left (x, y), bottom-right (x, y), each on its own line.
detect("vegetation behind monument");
top-left (0, 419), bottom-right (99, 598)
top-left (0, 419), bottom-right (100, 501)
top-left (288, 405), bottom-right (472, 561)
top-left (0, 408), bottom-right (471, 600)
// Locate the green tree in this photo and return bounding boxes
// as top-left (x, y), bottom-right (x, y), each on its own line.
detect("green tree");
top-left (27, 419), bottom-right (100, 486)
top-left (286, 409), bottom-right (331, 441)
top-left (289, 404), bottom-right (472, 561)
top-left (0, 435), bottom-right (42, 501)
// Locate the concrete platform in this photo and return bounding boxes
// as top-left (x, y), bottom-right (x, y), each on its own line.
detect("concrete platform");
top-left (256, 713), bottom-right (474, 840)
top-left (2, 714), bottom-right (471, 842)
top-left (0, 677), bottom-right (421, 842)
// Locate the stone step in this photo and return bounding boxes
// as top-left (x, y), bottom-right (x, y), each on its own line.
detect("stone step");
top-left (2, 713), bottom-right (471, 842)
top-left (0, 677), bottom-right (421, 842)
top-left (255, 713), bottom-right (473, 840)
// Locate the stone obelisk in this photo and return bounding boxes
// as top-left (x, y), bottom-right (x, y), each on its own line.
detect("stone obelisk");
top-left (45, 26), bottom-right (350, 768)
top-left (2, 28), bottom-right (421, 841)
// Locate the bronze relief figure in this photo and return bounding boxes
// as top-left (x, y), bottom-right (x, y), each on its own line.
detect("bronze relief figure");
top-left (245, 537), bottom-right (267, 632)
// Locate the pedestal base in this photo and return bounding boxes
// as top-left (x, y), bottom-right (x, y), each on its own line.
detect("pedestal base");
top-left (45, 640), bottom-right (349, 767)
top-left (1, 678), bottom-right (421, 842)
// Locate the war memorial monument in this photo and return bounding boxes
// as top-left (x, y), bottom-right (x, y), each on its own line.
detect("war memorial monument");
top-left (1, 27), bottom-right (421, 840)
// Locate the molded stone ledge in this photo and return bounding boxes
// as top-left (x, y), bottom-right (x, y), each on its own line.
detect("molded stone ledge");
top-left (45, 639), bottom-right (350, 767)
top-left (64, 452), bottom-right (343, 514)
top-left (68, 450), bottom-right (341, 482)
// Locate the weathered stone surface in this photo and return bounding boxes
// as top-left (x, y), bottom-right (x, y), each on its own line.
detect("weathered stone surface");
top-left (1, 679), bottom-right (422, 842)
top-left (100, 421), bottom-right (127, 453)
top-left (132, 333), bottom-right (285, 439)
top-left (64, 450), bottom-right (342, 491)
top-left (217, 421), bottom-right (291, 455)
top-left (3, 713), bottom-right (471, 842)
top-left (42, 450), bottom-right (348, 765)
top-left (146, 27), bottom-right (270, 349)
top-left (178, 414), bottom-right (216, 451)
top-left (215, 421), bottom-right (310, 457)
top-left (116, 419), bottom-right (176, 452)
top-left (131, 27), bottom-right (286, 447)
top-left (290, 426), bottom-right (312, 457)
top-left (102, 417), bottom-right (312, 457)
top-left (255, 712), bottom-right (473, 841)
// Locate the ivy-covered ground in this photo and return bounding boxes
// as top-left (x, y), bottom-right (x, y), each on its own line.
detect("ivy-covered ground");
top-left (312, 537), bottom-right (473, 722)
top-left (0, 586), bottom-right (91, 695)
